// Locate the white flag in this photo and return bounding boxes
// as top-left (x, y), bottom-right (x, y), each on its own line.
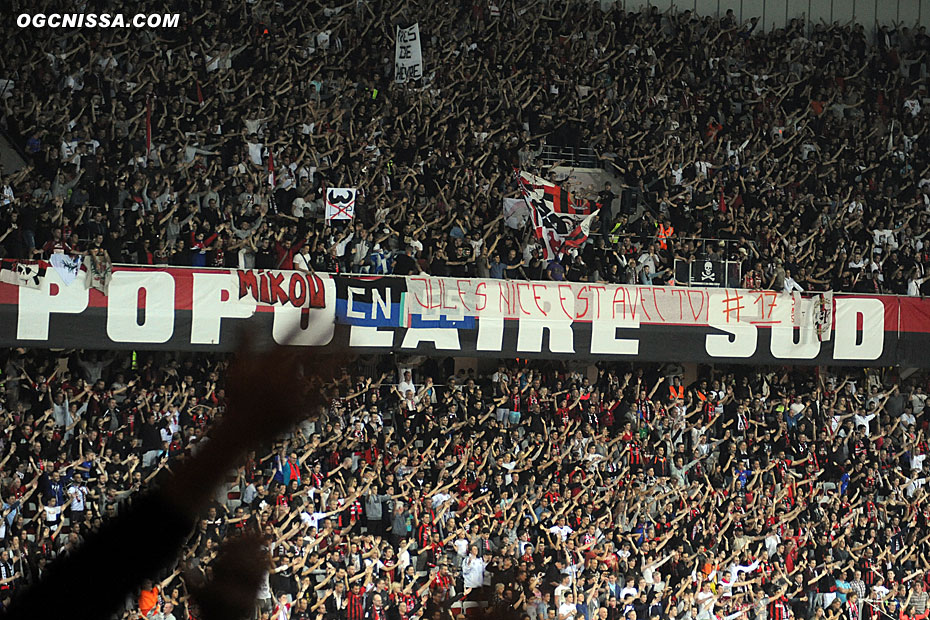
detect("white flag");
top-left (50, 254), bottom-right (82, 286)
top-left (395, 24), bottom-right (423, 83)
top-left (815, 292), bottom-right (833, 342)
top-left (0, 261), bottom-right (45, 289)
top-left (502, 198), bottom-right (529, 229)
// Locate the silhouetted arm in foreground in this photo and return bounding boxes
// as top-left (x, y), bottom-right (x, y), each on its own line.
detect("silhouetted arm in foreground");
top-left (3, 335), bottom-right (333, 620)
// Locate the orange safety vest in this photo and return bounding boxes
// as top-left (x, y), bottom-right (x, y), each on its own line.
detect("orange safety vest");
top-left (669, 385), bottom-right (684, 400)
top-left (658, 223), bottom-right (674, 249)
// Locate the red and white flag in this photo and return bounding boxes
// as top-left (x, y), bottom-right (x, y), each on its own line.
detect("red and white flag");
top-left (267, 149), bottom-right (276, 189)
top-left (561, 210), bottom-right (599, 250)
top-left (517, 171), bottom-right (599, 259)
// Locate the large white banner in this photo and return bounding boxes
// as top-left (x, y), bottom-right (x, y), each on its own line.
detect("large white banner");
top-left (0, 267), bottom-right (902, 364)
top-left (394, 23), bottom-right (423, 83)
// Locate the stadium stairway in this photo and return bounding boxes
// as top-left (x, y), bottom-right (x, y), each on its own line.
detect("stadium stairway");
top-left (0, 132), bottom-right (26, 175)
top-left (551, 165), bottom-right (642, 226)
top-left (551, 165), bottom-right (621, 199)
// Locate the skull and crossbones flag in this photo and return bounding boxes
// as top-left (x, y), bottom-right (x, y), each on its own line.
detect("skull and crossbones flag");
top-left (325, 188), bottom-right (357, 220)
top-left (0, 260), bottom-right (46, 289)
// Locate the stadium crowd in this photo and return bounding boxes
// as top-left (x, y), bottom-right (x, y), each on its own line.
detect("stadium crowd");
top-left (0, 347), bottom-right (928, 620)
top-left (2, 1), bottom-right (930, 293)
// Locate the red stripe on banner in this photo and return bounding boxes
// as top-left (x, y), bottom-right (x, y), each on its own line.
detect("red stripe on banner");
top-left (897, 297), bottom-right (930, 333)
top-left (0, 282), bottom-right (17, 305)
top-left (70, 269), bottom-right (327, 311)
top-left (555, 187), bottom-right (569, 214)
top-left (561, 188), bottom-right (574, 214)
top-left (88, 290), bottom-right (109, 309)
top-left (544, 186), bottom-right (562, 213)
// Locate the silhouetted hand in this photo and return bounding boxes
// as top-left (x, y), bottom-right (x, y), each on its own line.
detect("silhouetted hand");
top-left (223, 330), bottom-right (343, 444)
top-left (187, 534), bottom-right (267, 620)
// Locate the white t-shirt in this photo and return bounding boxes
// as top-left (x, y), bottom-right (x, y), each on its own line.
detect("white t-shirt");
top-left (910, 453), bottom-right (926, 472)
top-left (257, 571), bottom-right (272, 600)
top-left (913, 393), bottom-right (927, 415)
top-left (783, 277), bottom-right (803, 293)
top-left (247, 141), bottom-right (264, 166)
top-left (873, 229), bottom-right (898, 249)
top-left (461, 555), bottom-right (487, 588)
top-left (300, 511), bottom-right (329, 530)
top-left (43, 505), bottom-right (63, 524)
top-left (244, 118), bottom-right (266, 135)
top-left (500, 460), bottom-right (516, 484)
top-left (853, 413), bottom-right (876, 435)
top-left (549, 525), bottom-right (574, 541)
top-left (638, 253), bottom-right (657, 274)
top-left (397, 548), bottom-right (411, 571)
top-left (292, 196), bottom-right (314, 218)
top-left (696, 589), bottom-right (716, 612)
top-left (293, 252), bottom-right (313, 273)
top-left (298, 165), bottom-right (316, 184)
top-left (68, 485), bottom-right (88, 511)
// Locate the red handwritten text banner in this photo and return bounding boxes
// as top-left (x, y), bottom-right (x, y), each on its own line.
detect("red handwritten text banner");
top-left (404, 277), bottom-right (817, 327)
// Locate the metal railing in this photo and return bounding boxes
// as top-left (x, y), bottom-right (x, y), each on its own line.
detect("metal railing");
top-left (539, 144), bottom-right (601, 169)
top-left (666, 237), bottom-right (753, 259)
top-left (598, 234), bottom-right (754, 259)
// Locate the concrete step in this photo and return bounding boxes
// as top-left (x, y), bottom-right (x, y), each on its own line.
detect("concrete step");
top-left (0, 132), bottom-right (27, 176)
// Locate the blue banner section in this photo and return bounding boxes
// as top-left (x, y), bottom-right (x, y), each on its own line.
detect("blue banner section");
top-left (333, 298), bottom-right (477, 329)
top-left (407, 314), bottom-right (477, 330)
top-left (332, 277), bottom-right (479, 329)
top-left (334, 298), bottom-right (404, 327)
top-left (332, 276), bottom-right (406, 327)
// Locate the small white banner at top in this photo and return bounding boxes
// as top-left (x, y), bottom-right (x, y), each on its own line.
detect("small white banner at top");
top-left (325, 188), bottom-right (357, 220)
top-left (395, 23), bottom-right (423, 83)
